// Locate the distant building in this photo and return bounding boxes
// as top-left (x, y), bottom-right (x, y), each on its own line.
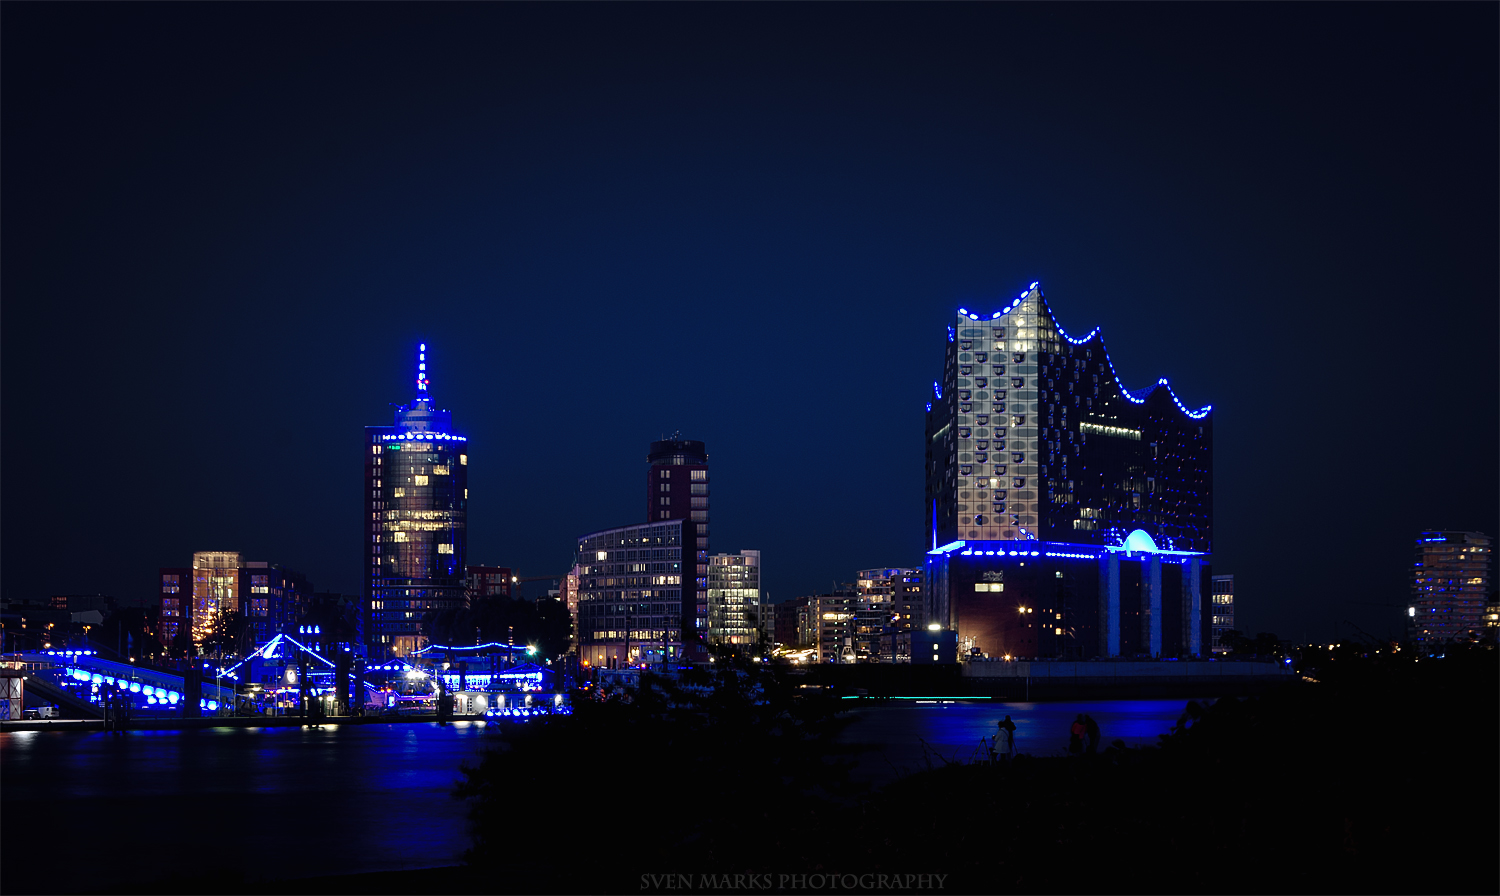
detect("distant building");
top-left (561, 565), bottom-right (581, 652)
top-left (50, 594), bottom-right (116, 615)
top-left (466, 566), bottom-right (514, 603)
top-left (1210, 574), bottom-right (1235, 654)
top-left (912, 626), bottom-right (958, 664)
top-left (243, 562), bottom-right (313, 647)
top-left (796, 597), bottom-right (819, 649)
top-left (856, 568), bottom-right (924, 662)
top-left (191, 551), bottom-right (244, 647)
top-left (758, 593), bottom-right (775, 649)
top-left (924, 283), bottom-right (1214, 659)
top-left (646, 436), bottom-right (709, 528)
top-left (158, 569), bottom-right (191, 647)
top-left (811, 591), bottom-right (859, 664)
top-left (167, 554), bottom-right (313, 653)
top-left (364, 344), bottom-right (470, 659)
top-left (1410, 531), bottom-right (1492, 647)
top-left (575, 519), bottom-right (694, 669)
top-left (706, 550), bottom-right (761, 650)
top-left (773, 599), bottom-right (804, 647)
top-left (646, 436), bottom-right (710, 658)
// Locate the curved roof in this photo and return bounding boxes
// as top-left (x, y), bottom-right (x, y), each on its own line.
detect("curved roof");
top-left (956, 282), bottom-right (1212, 421)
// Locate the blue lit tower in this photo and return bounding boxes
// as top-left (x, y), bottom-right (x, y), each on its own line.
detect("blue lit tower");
top-left (364, 344), bottom-right (470, 658)
top-left (923, 283), bottom-right (1213, 660)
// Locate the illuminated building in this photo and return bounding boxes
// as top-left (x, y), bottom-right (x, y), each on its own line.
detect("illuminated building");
top-left (924, 282), bottom-right (1214, 659)
top-left (561, 564), bottom-right (581, 651)
top-left (574, 519), bottom-right (693, 669)
top-left (1210, 574), bottom-right (1235, 653)
top-left (1409, 531), bottom-right (1492, 646)
top-left (162, 557), bottom-right (311, 653)
top-left (706, 550), bottom-right (761, 649)
top-left (191, 551), bottom-right (244, 648)
top-left (364, 344), bottom-right (469, 659)
top-left (856, 567), bottom-right (924, 662)
top-left (812, 591), bottom-right (858, 663)
top-left (158, 568), bottom-right (191, 647)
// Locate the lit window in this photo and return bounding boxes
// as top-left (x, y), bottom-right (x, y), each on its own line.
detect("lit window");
top-left (438, 544), bottom-right (453, 554)
top-left (392, 488), bottom-right (406, 498)
top-left (414, 475), bottom-right (429, 486)
top-left (433, 465), bottom-right (450, 476)
top-left (459, 454), bottom-right (468, 465)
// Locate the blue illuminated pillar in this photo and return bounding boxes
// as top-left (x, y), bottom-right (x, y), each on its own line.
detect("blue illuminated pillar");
top-left (1099, 553), bottom-right (1120, 657)
top-left (1146, 556), bottom-right (1162, 657)
top-left (1184, 558), bottom-right (1202, 657)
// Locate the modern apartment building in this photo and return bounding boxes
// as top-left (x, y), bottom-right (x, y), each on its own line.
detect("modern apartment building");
top-left (706, 550), bottom-right (761, 650)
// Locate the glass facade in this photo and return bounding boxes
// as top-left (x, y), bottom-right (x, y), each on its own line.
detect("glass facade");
top-left (364, 345), bottom-right (469, 659)
top-left (575, 520), bottom-right (691, 669)
top-left (924, 284), bottom-right (1214, 659)
top-left (191, 551), bottom-right (242, 648)
top-left (925, 285), bottom-right (1211, 552)
top-left (706, 550), bottom-right (761, 648)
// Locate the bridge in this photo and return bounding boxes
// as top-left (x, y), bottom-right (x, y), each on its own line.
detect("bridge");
top-left (10, 651), bottom-right (237, 717)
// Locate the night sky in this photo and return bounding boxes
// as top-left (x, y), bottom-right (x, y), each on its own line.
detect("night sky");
top-left (4, 4), bottom-right (1495, 643)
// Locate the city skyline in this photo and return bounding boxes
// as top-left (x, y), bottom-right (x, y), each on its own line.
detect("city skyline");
top-left (3, 4), bottom-right (1495, 644)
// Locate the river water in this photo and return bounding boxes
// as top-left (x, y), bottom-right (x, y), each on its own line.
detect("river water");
top-left (1, 698), bottom-right (1196, 893)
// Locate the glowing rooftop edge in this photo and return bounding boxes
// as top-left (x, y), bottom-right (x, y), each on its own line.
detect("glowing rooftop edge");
top-left (949, 281), bottom-right (1212, 421)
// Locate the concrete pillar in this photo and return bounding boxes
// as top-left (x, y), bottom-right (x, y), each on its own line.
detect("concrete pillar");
top-left (1099, 553), bottom-right (1120, 657)
top-left (1184, 558), bottom-right (1202, 657)
top-left (1146, 556), bottom-right (1162, 657)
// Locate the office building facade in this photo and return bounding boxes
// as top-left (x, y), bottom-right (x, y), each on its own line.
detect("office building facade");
top-left (706, 550), bottom-right (761, 650)
top-left (924, 282), bottom-right (1214, 659)
top-left (364, 344), bottom-right (470, 658)
top-left (1409, 531), bottom-right (1492, 646)
top-left (574, 519), bottom-right (694, 669)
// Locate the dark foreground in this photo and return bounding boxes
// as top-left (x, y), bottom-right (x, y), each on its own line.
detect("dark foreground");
top-left (6, 649), bottom-right (1496, 895)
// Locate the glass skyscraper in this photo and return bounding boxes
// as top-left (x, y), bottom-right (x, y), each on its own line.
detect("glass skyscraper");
top-left (924, 282), bottom-right (1214, 660)
top-left (364, 344), bottom-right (469, 658)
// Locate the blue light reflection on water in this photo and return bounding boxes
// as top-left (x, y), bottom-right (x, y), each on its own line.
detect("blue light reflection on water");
top-left (0, 722), bottom-right (494, 894)
top-left (835, 698), bottom-right (1197, 783)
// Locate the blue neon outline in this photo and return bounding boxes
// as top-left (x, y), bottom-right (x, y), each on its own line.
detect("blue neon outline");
top-left (948, 281), bottom-right (1212, 420)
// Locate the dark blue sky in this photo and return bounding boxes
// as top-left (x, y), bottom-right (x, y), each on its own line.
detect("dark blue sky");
top-left (4, 4), bottom-right (1495, 642)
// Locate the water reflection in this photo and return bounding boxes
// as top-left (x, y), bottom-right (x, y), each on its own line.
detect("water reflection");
top-left (836, 698), bottom-right (1194, 783)
top-left (1, 722), bottom-right (495, 894)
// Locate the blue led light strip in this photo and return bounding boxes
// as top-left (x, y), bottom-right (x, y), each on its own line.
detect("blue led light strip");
top-left (381, 432), bottom-right (467, 442)
top-left (412, 641), bottom-right (531, 654)
top-left (951, 281), bottom-right (1211, 421)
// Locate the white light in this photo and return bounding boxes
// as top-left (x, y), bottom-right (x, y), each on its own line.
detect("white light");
top-left (420, 343), bottom-right (426, 351)
top-left (927, 623), bottom-right (941, 631)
